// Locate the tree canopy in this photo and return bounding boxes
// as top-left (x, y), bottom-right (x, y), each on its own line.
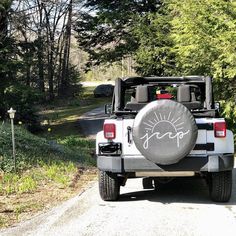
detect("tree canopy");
top-left (75, 0), bottom-right (161, 66)
top-left (75, 0), bottom-right (236, 133)
top-left (170, 0), bottom-right (236, 97)
top-left (0, 0), bottom-right (236, 132)
top-left (0, 0), bottom-right (79, 129)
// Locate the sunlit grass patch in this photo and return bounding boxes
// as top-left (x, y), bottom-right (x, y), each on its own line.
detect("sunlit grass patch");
top-left (59, 135), bottom-right (94, 148)
top-left (43, 162), bottom-right (76, 188)
top-left (0, 172), bottom-right (37, 195)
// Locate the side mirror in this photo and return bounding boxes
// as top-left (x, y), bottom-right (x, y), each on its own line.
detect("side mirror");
top-left (214, 102), bottom-right (220, 111)
top-left (105, 104), bottom-right (112, 115)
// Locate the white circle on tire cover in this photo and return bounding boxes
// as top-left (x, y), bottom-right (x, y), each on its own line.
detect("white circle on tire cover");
top-left (132, 100), bottom-right (198, 165)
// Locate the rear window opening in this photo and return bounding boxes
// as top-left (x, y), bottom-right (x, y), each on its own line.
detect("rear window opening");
top-left (112, 77), bottom-right (216, 118)
top-left (124, 84), bottom-right (204, 112)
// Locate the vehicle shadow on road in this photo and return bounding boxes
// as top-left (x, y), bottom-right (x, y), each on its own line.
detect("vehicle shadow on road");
top-left (119, 168), bottom-right (236, 205)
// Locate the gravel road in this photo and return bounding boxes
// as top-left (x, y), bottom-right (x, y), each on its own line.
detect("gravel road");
top-left (1, 107), bottom-right (236, 236)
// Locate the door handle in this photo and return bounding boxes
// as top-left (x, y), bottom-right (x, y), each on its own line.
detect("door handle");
top-left (127, 126), bottom-right (132, 144)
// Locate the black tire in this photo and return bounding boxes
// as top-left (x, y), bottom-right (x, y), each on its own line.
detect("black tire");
top-left (208, 171), bottom-right (232, 202)
top-left (99, 170), bottom-right (120, 201)
top-left (154, 177), bottom-right (174, 185)
top-left (142, 177), bottom-right (154, 189)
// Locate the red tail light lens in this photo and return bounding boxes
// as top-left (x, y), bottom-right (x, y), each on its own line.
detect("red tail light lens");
top-left (104, 124), bottom-right (116, 139)
top-left (214, 122), bottom-right (226, 138)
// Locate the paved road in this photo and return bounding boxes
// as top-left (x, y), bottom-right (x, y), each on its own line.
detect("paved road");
top-left (1, 107), bottom-right (236, 236)
top-left (78, 106), bottom-right (108, 139)
top-left (2, 175), bottom-right (236, 236)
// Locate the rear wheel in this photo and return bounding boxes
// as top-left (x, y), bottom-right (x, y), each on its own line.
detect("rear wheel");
top-left (142, 177), bottom-right (154, 189)
top-left (99, 170), bottom-right (120, 201)
top-left (208, 171), bottom-right (232, 202)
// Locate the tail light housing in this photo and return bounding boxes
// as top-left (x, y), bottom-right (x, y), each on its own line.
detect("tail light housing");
top-left (214, 122), bottom-right (226, 138)
top-left (104, 123), bottom-right (116, 139)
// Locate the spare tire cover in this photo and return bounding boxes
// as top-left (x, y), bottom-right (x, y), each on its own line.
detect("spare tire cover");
top-left (132, 100), bottom-right (198, 165)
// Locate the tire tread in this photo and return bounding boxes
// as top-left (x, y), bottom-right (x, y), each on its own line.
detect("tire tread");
top-left (209, 171), bottom-right (232, 202)
top-left (99, 171), bottom-right (120, 201)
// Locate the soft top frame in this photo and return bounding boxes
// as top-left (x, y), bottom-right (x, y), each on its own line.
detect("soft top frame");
top-left (113, 76), bottom-right (213, 115)
top-left (123, 76), bottom-right (206, 86)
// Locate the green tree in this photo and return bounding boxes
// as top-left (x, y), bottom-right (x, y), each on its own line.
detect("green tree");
top-left (170, 0), bottom-right (236, 97)
top-left (0, 0), bottom-right (12, 37)
top-left (170, 0), bottom-right (236, 133)
top-left (75, 0), bottom-right (161, 66)
top-left (0, 0), bottom-right (15, 117)
top-left (133, 2), bottom-right (175, 76)
top-left (0, 0), bottom-right (14, 79)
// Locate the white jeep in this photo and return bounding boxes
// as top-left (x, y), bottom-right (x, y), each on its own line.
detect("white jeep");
top-left (96, 76), bottom-right (234, 202)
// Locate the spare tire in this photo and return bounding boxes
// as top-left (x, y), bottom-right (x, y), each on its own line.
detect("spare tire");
top-left (132, 100), bottom-right (198, 165)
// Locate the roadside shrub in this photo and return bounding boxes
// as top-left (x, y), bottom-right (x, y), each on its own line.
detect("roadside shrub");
top-left (60, 135), bottom-right (94, 148)
top-left (3, 84), bottom-right (43, 132)
top-left (0, 123), bottom-right (96, 173)
top-left (0, 123), bottom-right (51, 172)
top-left (58, 136), bottom-right (96, 166)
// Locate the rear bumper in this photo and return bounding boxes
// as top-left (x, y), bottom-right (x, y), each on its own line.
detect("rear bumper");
top-left (97, 154), bottom-right (234, 173)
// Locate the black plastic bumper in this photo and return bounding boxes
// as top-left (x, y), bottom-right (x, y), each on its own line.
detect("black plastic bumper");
top-left (97, 154), bottom-right (234, 173)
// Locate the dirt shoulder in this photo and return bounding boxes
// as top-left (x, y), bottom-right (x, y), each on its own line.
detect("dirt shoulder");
top-left (0, 167), bottom-right (97, 228)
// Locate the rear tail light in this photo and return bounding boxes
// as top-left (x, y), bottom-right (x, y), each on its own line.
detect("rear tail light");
top-left (104, 123), bottom-right (116, 139)
top-left (214, 122), bottom-right (226, 138)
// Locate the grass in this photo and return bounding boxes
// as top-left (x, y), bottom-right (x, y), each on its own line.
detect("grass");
top-left (37, 86), bottom-right (111, 138)
top-left (0, 123), bottom-right (97, 228)
top-left (0, 86), bottom-right (110, 228)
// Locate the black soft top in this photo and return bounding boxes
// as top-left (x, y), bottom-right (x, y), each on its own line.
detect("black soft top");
top-left (112, 76), bottom-right (215, 117)
top-left (123, 76), bottom-right (206, 86)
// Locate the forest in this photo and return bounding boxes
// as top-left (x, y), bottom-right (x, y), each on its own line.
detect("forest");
top-left (0, 0), bottom-right (236, 130)
top-left (0, 0), bottom-right (236, 226)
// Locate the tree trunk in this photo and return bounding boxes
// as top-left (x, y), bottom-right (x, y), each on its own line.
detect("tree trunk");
top-left (36, 1), bottom-right (45, 93)
top-left (0, 4), bottom-right (8, 39)
top-left (48, 46), bottom-right (54, 100)
top-left (43, 2), bottom-right (55, 101)
top-left (59, 0), bottom-right (72, 96)
top-left (37, 38), bottom-right (45, 93)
